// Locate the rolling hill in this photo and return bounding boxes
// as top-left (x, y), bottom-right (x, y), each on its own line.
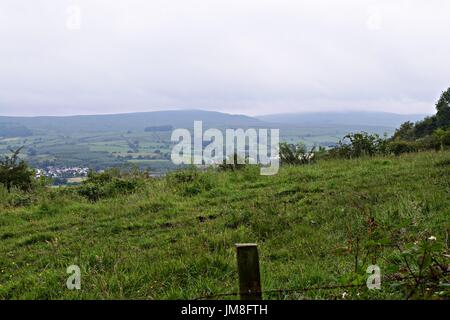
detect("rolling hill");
top-left (0, 110), bottom-right (430, 171)
top-left (0, 110), bottom-right (266, 135)
top-left (256, 112), bottom-right (429, 128)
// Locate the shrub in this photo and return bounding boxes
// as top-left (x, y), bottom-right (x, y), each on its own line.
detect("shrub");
top-left (279, 142), bottom-right (305, 165)
top-left (0, 147), bottom-right (35, 192)
top-left (433, 128), bottom-right (450, 151)
top-left (387, 140), bottom-right (418, 156)
top-left (218, 154), bottom-right (247, 171)
top-left (77, 183), bottom-right (104, 202)
top-left (328, 132), bottom-right (388, 158)
top-left (0, 185), bottom-right (33, 207)
top-left (77, 168), bottom-right (144, 201)
top-left (85, 168), bottom-right (120, 184)
top-left (167, 168), bottom-right (199, 184)
top-left (167, 168), bottom-right (216, 196)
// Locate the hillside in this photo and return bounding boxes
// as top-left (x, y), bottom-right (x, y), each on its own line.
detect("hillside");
top-left (0, 110), bottom-right (266, 134)
top-left (0, 110), bottom-right (429, 172)
top-left (0, 151), bottom-right (448, 299)
top-left (257, 112), bottom-right (429, 128)
top-left (0, 110), bottom-right (428, 135)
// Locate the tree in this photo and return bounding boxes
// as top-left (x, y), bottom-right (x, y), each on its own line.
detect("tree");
top-left (435, 87), bottom-right (450, 128)
top-left (397, 87), bottom-right (450, 141)
top-left (414, 116), bottom-right (437, 138)
top-left (433, 128), bottom-right (447, 151)
top-left (392, 121), bottom-right (415, 141)
top-left (0, 147), bottom-right (35, 192)
top-left (344, 132), bottom-right (379, 157)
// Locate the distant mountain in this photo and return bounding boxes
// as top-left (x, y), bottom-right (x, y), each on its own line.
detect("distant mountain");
top-left (257, 112), bottom-right (429, 128)
top-left (0, 110), bottom-right (266, 134)
top-left (0, 110), bottom-right (430, 137)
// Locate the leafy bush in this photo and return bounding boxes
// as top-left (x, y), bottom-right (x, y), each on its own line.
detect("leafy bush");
top-left (77, 183), bottom-right (104, 202)
top-left (77, 168), bottom-right (144, 201)
top-left (331, 128), bottom-right (447, 157)
top-left (0, 185), bottom-right (33, 207)
top-left (167, 168), bottom-right (216, 196)
top-left (390, 129), bottom-right (449, 154)
top-left (387, 140), bottom-right (418, 156)
top-left (0, 147), bottom-right (35, 192)
top-left (392, 129), bottom-right (450, 154)
top-left (414, 135), bottom-right (439, 151)
top-left (329, 132), bottom-right (388, 158)
top-left (433, 128), bottom-right (450, 151)
top-left (392, 237), bottom-right (448, 299)
top-left (85, 168), bottom-right (120, 184)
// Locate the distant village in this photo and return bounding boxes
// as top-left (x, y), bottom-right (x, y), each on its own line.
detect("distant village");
top-left (35, 167), bottom-right (89, 179)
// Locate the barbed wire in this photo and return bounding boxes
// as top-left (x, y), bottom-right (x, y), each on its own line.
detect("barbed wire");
top-left (194, 275), bottom-right (423, 300)
top-left (193, 237), bottom-right (448, 300)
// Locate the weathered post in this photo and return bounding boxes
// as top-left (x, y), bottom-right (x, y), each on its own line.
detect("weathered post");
top-left (235, 243), bottom-right (262, 300)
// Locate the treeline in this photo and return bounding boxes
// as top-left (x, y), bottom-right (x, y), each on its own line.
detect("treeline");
top-left (144, 125), bottom-right (173, 132)
top-left (394, 88), bottom-right (450, 141)
top-left (390, 87), bottom-right (450, 151)
top-left (326, 88), bottom-right (450, 159)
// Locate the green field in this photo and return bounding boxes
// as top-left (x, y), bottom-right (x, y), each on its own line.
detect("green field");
top-left (0, 151), bottom-right (448, 299)
top-left (0, 125), bottom-right (395, 173)
top-left (0, 110), bottom-right (427, 174)
top-left (0, 131), bottom-right (175, 172)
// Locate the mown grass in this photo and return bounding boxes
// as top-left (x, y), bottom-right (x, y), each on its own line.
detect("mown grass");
top-left (0, 151), bottom-right (449, 299)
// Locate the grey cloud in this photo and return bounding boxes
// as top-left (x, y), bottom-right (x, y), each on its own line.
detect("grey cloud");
top-left (0, 0), bottom-right (449, 116)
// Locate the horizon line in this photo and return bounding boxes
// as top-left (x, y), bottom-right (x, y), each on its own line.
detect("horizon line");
top-left (0, 109), bottom-right (432, 119)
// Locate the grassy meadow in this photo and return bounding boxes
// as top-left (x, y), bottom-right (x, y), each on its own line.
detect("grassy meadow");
top-left (0, 151), bottom-right (449, 299)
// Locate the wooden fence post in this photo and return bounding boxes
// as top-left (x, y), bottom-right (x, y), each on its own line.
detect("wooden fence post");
top-left (235, 243), bottom-right (262, 300)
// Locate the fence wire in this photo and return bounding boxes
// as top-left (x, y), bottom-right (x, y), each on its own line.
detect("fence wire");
top-left (194, 275), bottom-right (432, 300)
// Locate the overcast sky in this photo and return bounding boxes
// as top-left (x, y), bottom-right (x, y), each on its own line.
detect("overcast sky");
top-left (0, 0), bottom-right (449, 116)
